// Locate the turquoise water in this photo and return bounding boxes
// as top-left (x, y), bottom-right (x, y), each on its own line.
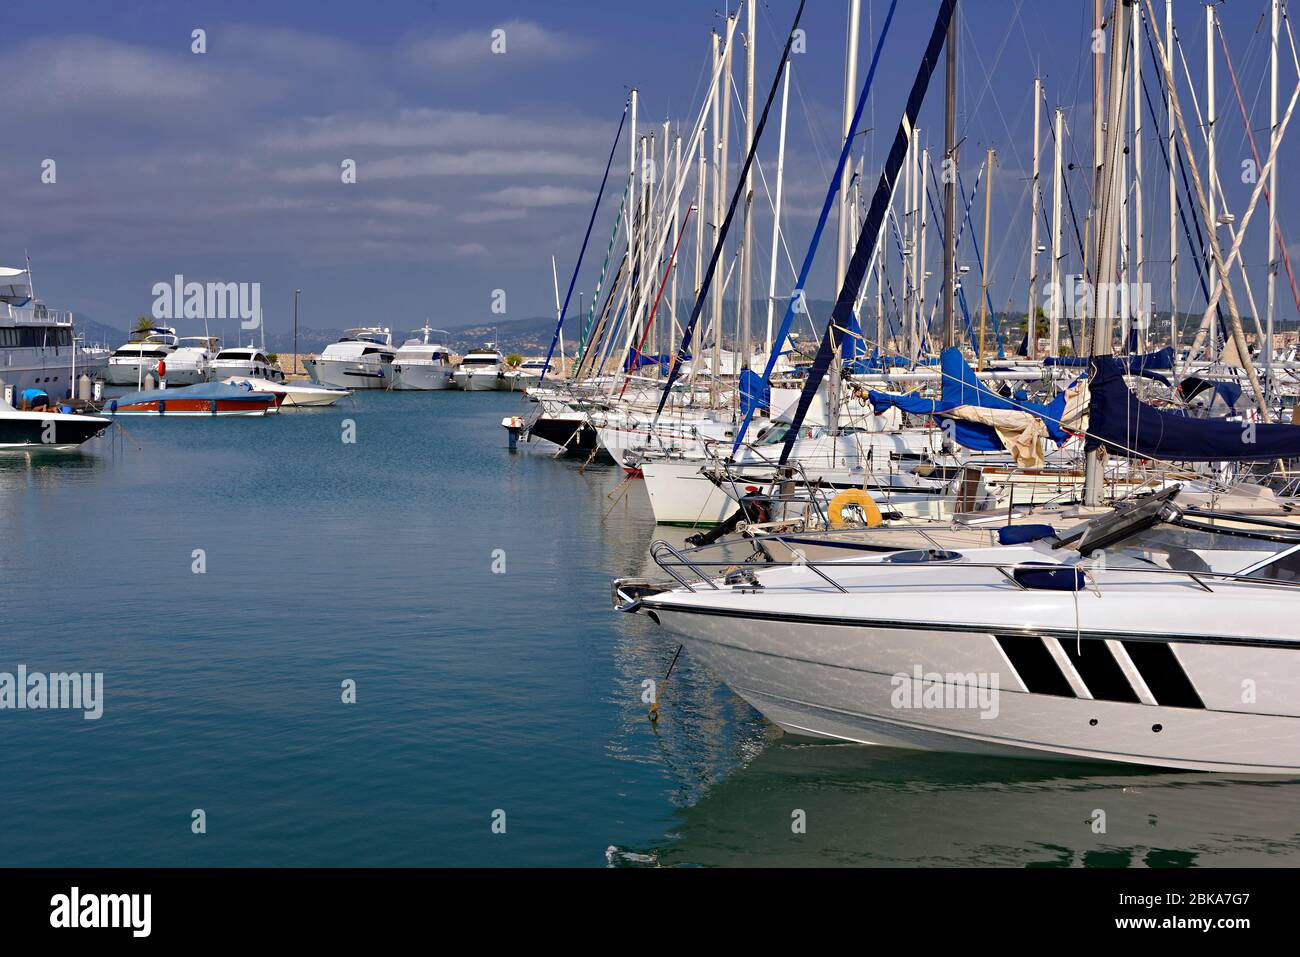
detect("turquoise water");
top-left (2, 391), bottom-right (1299, 866)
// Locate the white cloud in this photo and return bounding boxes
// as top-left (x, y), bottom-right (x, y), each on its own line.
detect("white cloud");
top-left (459, 209), bottom-right (528, 224)
top-left (483, 186), bottom-right (593, 208)
top-left (403, 20), bottom-right (591, 69)
top-left (273, 150), bottom-right (596, 183)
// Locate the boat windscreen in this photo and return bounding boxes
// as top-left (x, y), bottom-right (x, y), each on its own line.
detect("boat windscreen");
top-left (1054, 486), bottom-right (1182, 555)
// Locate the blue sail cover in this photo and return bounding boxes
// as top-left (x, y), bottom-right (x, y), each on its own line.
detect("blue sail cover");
top-left (1087, 356), bottom-right (1300, 462)
top-left (739, 369), bottom-right (769, 418)
top-left (624, 350), bottom-right (687, 374)
top-left (1045, 346), bottom-right (1174, 372)
top-left (867, 347), bottom-right (1073, 453)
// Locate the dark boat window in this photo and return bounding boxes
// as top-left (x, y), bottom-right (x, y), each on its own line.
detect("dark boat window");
top-left (1247, 548), bottom-right (1300, 583)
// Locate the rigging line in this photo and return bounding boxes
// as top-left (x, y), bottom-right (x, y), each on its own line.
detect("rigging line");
top-left (779, 0), bottom-right (957, 466)
top-left (1215, 16), bottom-right (1300, 320)
top-left (655, 0), bottom-right (809, 422)
top-left (542, 101), bottom-right (629, 384)
top-left (620, 203), bottom-right (696, 398)
top-left (728, 0), bottom-right (900, 451)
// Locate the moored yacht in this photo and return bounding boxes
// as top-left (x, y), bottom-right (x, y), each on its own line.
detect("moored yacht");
top-left (452, 344), bottom-right (505, 391)
top-left (0, 394), bottom-right (111, 450)
top-left (102, 328), bottom-right (178, 387)
top-left (160, 337), bottom-right (218, 385)
top-left (0, 265), bottom-right (109, 393)
top-left (618, 487), bottom-right (1300, 773)
top-left (304, 327), bottom-right (395, 390)
top-left (392, 325), bottom-right (455, 390)
top-left (210, 346), bottom-right (284, 382)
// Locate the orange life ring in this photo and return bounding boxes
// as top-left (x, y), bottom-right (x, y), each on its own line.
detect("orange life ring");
top-left (827, 489), bottom-right (882, 529)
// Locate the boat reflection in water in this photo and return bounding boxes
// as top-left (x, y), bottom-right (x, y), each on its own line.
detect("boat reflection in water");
top-left (609, 740), bottom-right (1300, 868)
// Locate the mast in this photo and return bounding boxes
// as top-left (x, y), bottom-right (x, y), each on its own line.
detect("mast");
top-left (709, 29), bottom-right (723, 406)
top-left (766, 58), bottom-right (791, 360)
top-left (1051, 106), bottom-right (1064, 359)
top-left (831, 0), bottom-right (861, 432)
top-left (671, 132), bottom-right (682, 351)
top-left (977, 148), bottom-right (994, 368)
top-left (1027, 75), bottom-right (1042, 360)
top-left (1084, 0), bottom-right (1132, 506)
top-left (1167, 0), bottom-right (1178, 357)
top-left (1132, 0), bottom-right (1145, 351)
top-left (1206, 2), bottom-right (1218, 361)
top-left (1266, 0), bottom-right (1280, 404)
top-left (741, 0), bottom-right (756, 370)
top-left (941, 0), bottom-right (958, 348)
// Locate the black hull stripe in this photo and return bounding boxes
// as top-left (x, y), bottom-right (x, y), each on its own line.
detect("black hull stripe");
top-left (640, 600), bottom-right (1300, 650)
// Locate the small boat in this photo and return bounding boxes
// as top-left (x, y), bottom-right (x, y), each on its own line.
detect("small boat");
top-left (0, 396), bottom-right (111, 450)
top-left (101, 382), bottom-right (280, 417)
top-left (221, 376), bottom-right (348, 408)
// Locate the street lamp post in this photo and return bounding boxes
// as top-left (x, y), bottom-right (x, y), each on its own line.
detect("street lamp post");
top-left (293, 288), bottom-right (301, 376)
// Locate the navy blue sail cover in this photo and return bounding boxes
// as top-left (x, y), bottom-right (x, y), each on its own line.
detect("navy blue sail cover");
top-left (1086, 355), bottom-right (1300, 462)
top-left (867, 347), bottom-right (1075, 453)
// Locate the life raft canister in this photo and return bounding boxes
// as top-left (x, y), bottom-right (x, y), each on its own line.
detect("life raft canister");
top-left (156, 359), bottom-right (167, 378)
top-left (827, 489), bottom-right (882, 529)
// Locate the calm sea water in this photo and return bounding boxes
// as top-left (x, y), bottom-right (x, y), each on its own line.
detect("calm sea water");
top-left (2, 390), bottom-right (1299, 867)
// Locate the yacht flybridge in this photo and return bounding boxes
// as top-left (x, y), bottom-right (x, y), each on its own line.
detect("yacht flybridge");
top-left (618, 488), bottom-right (1300, 773)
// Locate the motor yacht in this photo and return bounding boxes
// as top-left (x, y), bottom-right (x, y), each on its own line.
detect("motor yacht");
top-left (210, 346), bottom-right (284, 382)
top-left (617, 487), bottom-right (1300, 773)
top-left (391, 326), bottom-right (455, 390)
top-left (452, 344), bottom-right (505, 391)
top-left (304, 327), bottom-right (395, 390)
top-left (0, 266), bottom-right (108, 395)
top-left (160, 337), bottom-right (217, 385)
top-left (102, 328), bottom-right (178, 387)
top-left (221, 376), bottom-right (348, 408)
top-left (0, 394), bottom-right (111, 450)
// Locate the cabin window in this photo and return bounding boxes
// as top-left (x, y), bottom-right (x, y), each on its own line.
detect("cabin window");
top-left (1246, 547), bottom-right (1300, 583)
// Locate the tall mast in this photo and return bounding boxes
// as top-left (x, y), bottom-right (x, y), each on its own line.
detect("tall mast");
top-left (1027, 75), bottom-right (1042, 360)
top-left (1051, 107), bottom-right (1064, 359)
top-left (1266, 0), bottom-right (1280, 403)
top-left (1132, 0), bottom-right (1145, 350)
top-left (977, 147), bottom-right (994, 368)
top-left (709, 29), bottom-right (723, 405)
top-left (831, 0), bottom-right (861, 432)
top-left (741, 0), bottom-right (756, 370)
top-left (1206, 2), bottom-right (1218, 361)
top-left (670, 132), bottom-right (682, 351)
top-left (766, 58), bottom-right (791, 361)
top-left (941, 1), bottom-right (958, 348)
top-left (917, 146), bottom-right (929, 353)
top-left (1167, 0), bottom-right (1178, 356)
top-left (1084, 0), bottom-right (1133, 506)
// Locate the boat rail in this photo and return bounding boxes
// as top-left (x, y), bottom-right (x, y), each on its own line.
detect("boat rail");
top-left (645, 534), bottom-right (1300, 596)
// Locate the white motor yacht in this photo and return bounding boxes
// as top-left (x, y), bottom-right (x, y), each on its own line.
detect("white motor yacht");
top-left (392, 325), bottom-right (455, 390)
top-left (501, 357), bottom-right (553, 391)
top-left (210, 346), bottom-right (284, 382)
top-left (102, 328), bottom-right (178, 387)
top-left (160, 337), bottom-right (217, 385)
top-left (452, 344), bottom-right (505, 391)
top-left (618, 487), bottom-right (1300, 773)
top-left (304, 327), bottom-right (395, 390)
top-left (0, 266), bottom-right (108, 394)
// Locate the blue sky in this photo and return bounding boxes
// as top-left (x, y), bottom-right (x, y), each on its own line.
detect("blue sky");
top-left (2, 0), bottom-right (1296, 342)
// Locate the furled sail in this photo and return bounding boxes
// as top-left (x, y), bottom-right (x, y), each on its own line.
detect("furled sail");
top-left (1087, 356), bottom-right (1300, 462)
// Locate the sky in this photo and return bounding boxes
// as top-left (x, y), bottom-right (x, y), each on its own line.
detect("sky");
top-left (2, 0), bottom-right (1297, 344)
